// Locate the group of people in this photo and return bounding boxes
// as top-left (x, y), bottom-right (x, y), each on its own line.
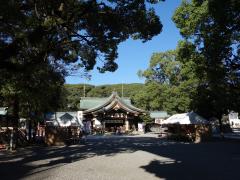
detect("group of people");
top-left (66, 124), bottom-right (90, 144)
top-left (111, 126), bottom-right (124, 134)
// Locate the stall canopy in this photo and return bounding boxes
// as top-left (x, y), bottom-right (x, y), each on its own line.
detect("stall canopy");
top-left (162, 112), bottom-right (208, 125)
top-left (0, 107), bottom-right (8, 115)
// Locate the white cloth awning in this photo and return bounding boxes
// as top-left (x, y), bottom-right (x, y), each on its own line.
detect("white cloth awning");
top-left (162, 112), bottom-right (208, 125)
top-left (0, 107), bottom-right (8, 115)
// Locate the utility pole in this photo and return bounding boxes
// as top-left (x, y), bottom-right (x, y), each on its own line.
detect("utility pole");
top-left (82, 73), bottom-right (91, 97)
top-left (83, 82), bottom-right (86, 97)
top-left (121, 83), bottom-right (124, 97)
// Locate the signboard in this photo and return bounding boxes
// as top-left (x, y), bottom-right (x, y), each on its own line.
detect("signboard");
top-left (138, 123), bottom-right (145, 132)
top-left (77, 111), bottom-right (83, 120)
top-left (105, 120), bottom-right (124, 124)
top-left (229, 112), bottom-right (238, 120)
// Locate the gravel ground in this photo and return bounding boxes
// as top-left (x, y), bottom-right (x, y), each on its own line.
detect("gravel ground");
top-left (1, 134), bottom-right (240, 180)
top-left (24, 150), bottom-right (169, 180)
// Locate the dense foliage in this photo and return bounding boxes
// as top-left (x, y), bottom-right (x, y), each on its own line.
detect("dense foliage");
top-left (173, 0), bottom-right (240, 124)
top-left (0, 0), bottom-right (164, 146)
top-left (136, 43), bottom-right (199, 115)
top-left (0, 0), bottom-right (163, 118)
top-left (0, 0), bottom-right (163, 73)
top-left (136, 0), bottom-right (240, 124)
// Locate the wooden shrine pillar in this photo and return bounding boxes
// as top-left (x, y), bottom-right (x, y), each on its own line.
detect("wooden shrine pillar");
top-left (125, 115), bottom-right (129, 131)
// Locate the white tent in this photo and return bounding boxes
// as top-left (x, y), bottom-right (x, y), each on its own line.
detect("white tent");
top-left (162, 112), bottom-right (208, 125)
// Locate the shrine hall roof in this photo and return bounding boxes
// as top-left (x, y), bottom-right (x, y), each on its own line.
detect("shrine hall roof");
top-left (80, 92), bottom-right (145, 115)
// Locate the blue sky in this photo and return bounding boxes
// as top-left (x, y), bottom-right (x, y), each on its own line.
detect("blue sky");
top-left (65, 0), bottom-right (182, 85)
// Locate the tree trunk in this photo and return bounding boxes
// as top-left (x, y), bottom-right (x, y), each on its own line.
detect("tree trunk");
top-left (217, 114), bottom-right (224, 138)
top-left (10, 96), bottom-right (19, 150)
top-left (28, 118), bottom-right (32, 141)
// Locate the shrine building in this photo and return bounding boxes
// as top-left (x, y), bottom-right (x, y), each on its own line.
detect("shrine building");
top-left (79, 92), bottom-right (145, 132)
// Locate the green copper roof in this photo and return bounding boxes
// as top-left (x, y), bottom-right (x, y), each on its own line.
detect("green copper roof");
top-left (80, 97), bottom-right (132, 110)
top-left (79, 92), bottom-right (145, 115)
top-left (80, 98), bottom-right (108, 110)
top-left (150, 111), bottom-right (169, 118)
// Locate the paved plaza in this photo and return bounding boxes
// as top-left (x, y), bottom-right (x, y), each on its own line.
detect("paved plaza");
top-left (0, 134), bottom-right (240, 180)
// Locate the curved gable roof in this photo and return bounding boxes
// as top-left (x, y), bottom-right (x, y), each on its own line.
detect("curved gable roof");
top-left (82, 92), bottom-right (145, 115)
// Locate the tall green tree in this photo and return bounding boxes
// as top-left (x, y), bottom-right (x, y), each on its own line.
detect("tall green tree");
top-left (0, 0), bottom-right (165, 147)
top-left (173, 0), bottom-right (240, 129)
top-left (138, 50), bottom-right (181, 85)
top-left (137, 46), bottom-right (199, 114)
top-left (0, 61), bottom-right (66, 144)
top-left (0, 0), bottom-right (164, 118)
top-left (0, 0), bottom-right (164, 125)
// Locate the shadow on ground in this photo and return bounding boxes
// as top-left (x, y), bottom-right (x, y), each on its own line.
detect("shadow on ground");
top-left (0, 136), bottom-right (240, 180)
